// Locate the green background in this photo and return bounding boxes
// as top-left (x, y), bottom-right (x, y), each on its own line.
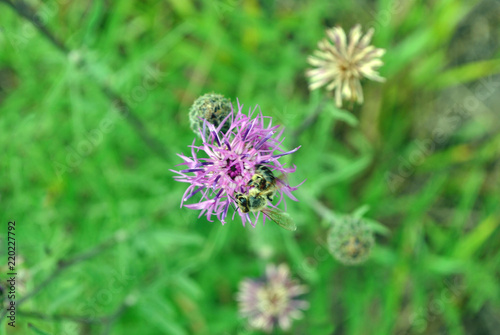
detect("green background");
top-left (1, 0), bottom-right (500, 334)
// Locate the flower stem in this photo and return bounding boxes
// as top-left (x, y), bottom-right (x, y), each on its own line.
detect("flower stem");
top-left (290, 97), bottom-right (328, 149)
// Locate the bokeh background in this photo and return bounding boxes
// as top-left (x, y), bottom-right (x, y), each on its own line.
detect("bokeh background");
top-left (1, 0), bottom-right (500, 334)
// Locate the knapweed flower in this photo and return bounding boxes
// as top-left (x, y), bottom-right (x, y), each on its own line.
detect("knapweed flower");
top-left (237, 264), bottom-right (308, 333)
top-left (306, 24), bottom-right (386, 107)
top-left (172, 100), bottom-right (301, 227)
top-left (189, 93), bottom-right (232, 135)
top-left (327, 215), bottom-right (375, 265)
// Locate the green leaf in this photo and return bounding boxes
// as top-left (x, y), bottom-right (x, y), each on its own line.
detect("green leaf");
top-left (327, 106), bottom-right (359, 127)
top-left (29, 324), bottom-right (52, 335)
top-left (424, 255), bottom-right (464, 274)
top-left (311, 154), bottom-right (372, 194)
top-left (363, 218), bottom-right (391, 236)
top-left (352, 205), bottom-right (370, 219)
top-left (429, 59), bottom-right (500, 89)
top-left (174, 274), bottom-right (204, 300)
top-left (137, 295), bottom-right (187, 335)
top-left (454, 216), bottom-right (499, 259)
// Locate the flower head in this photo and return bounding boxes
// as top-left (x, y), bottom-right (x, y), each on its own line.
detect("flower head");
top-left (237, 264), bottom-right (308, 333)
top-left (327, 215), bottom-right (375, 265)
top-left (189, 93), bottom-right (232, 135)
top-left (172, 100), bottom-right (301, 227)
top-left (306, 24), bottom-right (386, 107)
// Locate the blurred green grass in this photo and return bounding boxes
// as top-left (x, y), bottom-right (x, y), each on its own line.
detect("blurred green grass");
top-left (1, 0), bottom-right (500, 334)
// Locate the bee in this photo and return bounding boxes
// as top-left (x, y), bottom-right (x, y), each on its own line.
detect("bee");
top-left (234, 188), bottom-right (296, 231)
top-left (247, 164), bottom-right (282, 202)
top-left (248, 165), bottom-right (275, 191)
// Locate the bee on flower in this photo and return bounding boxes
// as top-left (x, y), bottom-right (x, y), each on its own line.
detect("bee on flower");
top-left (306, 24), bottom-right (386, 108)
top-left (172, 98), bottom-right (302, 228)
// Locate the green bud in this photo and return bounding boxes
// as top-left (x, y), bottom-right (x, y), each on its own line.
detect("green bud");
top-left (189, 93), bottom-right (232, 136)
top-left (327, 216), bottom-right (374, 265)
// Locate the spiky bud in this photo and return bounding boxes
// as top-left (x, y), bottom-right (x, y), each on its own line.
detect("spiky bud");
top-left (327, 216), bottom-right (374, 265)
top-left (188, 93), bottom-right (232, 135)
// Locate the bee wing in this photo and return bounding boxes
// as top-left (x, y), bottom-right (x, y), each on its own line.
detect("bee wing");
top-left (274, 173), bottom-right (292, 189)
top-left (262, 207), bottom-right (296, 231)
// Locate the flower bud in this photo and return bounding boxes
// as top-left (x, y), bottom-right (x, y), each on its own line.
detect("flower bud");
top-left (327, 216), bottom-right (374, 265)
top-left (188, 93), bottom-right (232, 135)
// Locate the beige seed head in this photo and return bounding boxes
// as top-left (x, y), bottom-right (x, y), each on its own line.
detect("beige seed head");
top-left (306, 25), bottom-right (386, 107)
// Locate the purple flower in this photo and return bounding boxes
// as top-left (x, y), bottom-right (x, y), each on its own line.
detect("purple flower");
top-left (237, 264), bottom-right (309, 333)
top-left (172, 100), bottom-right (301, 227)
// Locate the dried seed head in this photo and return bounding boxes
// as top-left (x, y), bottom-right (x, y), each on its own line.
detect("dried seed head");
top-left (189, 93), bottom-right (232, 135)
top-left (327, 216), bottom-right (374, 265)
top-left (306, 25), bottom-right (386, 107)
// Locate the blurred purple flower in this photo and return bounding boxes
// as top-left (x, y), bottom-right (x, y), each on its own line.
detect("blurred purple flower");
top-left (172, 100), bottom-right (301, 227)
top-left (237, 264), bottom-right (309, 333)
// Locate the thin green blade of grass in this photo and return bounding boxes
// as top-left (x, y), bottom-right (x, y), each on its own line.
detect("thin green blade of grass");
top-left (28, 323), bottom-right (52, 335)
top-left (428, 59), bottom-right (500, 90)
top-left (453, 215), bottom-right (499, 259)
